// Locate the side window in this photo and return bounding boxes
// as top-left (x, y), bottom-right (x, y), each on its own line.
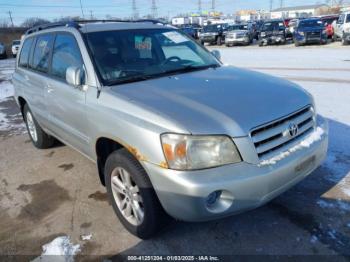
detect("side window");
top-left (18, 38), bottom-right (33, 68)
top-left (51, 34), bottom-right (83, 81)
top-left (347, 14), bottom-right (350, 23)
top-left (31, 34), bottom-right (54, 73)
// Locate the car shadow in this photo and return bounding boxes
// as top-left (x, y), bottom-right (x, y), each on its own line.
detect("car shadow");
top-left (106, 117), bottom-right (350, 258)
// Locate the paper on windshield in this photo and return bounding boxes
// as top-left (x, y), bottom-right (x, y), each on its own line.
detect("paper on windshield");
top-left (162, 31), bottom-right (188, 44)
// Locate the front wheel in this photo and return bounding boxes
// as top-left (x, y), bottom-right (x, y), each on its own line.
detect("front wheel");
top-left (342, 36), bottom-right (349, 46)
top-left (216, 36), bottom-right (222, 46)
top-left (23, 104), bottom-right (55, 149)
top-left (105, 149), bottom-right (168, 239)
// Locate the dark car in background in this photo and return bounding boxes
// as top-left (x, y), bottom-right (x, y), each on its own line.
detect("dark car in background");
top-left (294, 18), bottom-right (328, 46)
top-left (199, 23), bottom-right (228, 45)
top-left (0, 42), bottom-right (7, 59)
top-left (178, 24), bottom-right (201, 39)
top-left (259, 20), bottom-right (287, 46)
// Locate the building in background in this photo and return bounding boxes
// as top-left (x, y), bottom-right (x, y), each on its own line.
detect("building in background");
top-left (236, 10), bottom-right (270, 22)
top-left (270, 4), bottom-right (329, 19)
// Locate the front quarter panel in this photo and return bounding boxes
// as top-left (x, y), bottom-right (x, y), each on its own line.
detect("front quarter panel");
top-left (86, 88), bottom-right (189, 167)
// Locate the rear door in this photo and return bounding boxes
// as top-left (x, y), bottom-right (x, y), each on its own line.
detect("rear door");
top-left (45, 32), bottom-right (89, 154)
top-left (25, 34), bottom-right (54, 126)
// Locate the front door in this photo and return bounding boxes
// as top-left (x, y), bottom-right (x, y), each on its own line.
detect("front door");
top-left (46, 33), bottom-right (90, 154)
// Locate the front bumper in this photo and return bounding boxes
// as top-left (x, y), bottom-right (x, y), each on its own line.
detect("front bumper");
top-left (143, 118), bottom-right (328, 222)
top-left (295, 33), bottom-right (327, 44)
top-left (225, 37), bottom-right (249, 44)
top-left (260, 35), bottom-right (285, 45)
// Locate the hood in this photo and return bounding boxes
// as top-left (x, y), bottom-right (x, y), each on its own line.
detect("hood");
top-left (109, 66), bottom-right (312, 137)
top-left (228, 30), bottom-right (248, 34)
top-left (298, 26), bottom-right (324, 32)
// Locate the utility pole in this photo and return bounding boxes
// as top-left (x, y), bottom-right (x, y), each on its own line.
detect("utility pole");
top-left (8, 11), bottom-right (14, 27)
top-left (269, 0), bottom-right (274, 11)
top-left (151, 0), bottom-right (157, 19)
top-left (211, 0), bottom-right (216, 12)
top-left (280, 0), bottom-right (284, 8)
top-left (132, 0), bottom-right (139, 19)
top-left (79, 0), bottom-right (85, 19)
top-left (90, 10), bottom-right (93, 20)
top-left (198, 0), bottom-right (202, 14)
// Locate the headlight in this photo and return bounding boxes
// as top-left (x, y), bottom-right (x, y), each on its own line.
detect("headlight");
top-left (161, 134), bottom-right (241, 170)
top-left (298, 31), bottom-right (305, 36)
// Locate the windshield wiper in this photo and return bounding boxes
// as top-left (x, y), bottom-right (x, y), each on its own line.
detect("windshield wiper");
top-left (105, 64), bottom-right (220, 86)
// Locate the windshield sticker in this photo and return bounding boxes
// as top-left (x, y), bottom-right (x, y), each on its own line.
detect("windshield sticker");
top-left (135, 36), bottom-right (152, 50)
top-left (162, 31), bottom-right (188, 44)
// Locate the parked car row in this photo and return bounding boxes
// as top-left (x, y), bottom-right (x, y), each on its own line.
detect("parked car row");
top-left (0, 40), bottom-right (22, 59)
top-left (178, 13), bottom-right (349, 48)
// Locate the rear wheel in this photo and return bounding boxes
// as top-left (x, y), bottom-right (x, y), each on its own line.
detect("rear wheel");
top-left (23, 104), bottom-right (55, 149)
top-left (342, 34), bottom-right (349, 46)
top-left (105, 149), bottom-right (168, 239)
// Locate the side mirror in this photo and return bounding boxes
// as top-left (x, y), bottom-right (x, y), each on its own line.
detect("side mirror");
top-left (211, 50), bottom-right (221, 61)
top-left (66, 66), bottom-right (83, 87)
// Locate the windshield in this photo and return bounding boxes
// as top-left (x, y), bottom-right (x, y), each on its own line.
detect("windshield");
top-left (228, 25), bottom-right (248, 31)
top-left (203, 24), bottom-right (226, 32)
top-left (13, 40), bottom-right (20, 45)
top-left (85, 29), bottom-right (220, 85)
top-left (299, 20), bottom-right (323, 27)
top-left (262, 22), bottom-right (285, 31)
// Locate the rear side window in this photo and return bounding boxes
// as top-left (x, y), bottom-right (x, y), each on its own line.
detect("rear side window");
top-left (19, 38), bottom-right (33, 68)
top-left (51, 34), bottom-right (83, 80)
top-left (31, 34), bottom-right (54, 73)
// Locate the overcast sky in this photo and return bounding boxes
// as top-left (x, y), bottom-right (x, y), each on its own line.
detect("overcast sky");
top-left (0, 0), bottom-right (337, 25)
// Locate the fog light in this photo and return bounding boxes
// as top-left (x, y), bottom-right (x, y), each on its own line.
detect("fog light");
top-left (206, 191), bottom-right (222, 207)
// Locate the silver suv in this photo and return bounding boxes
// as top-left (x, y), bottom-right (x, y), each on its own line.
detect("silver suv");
top-left (13, 20), bottom-right (328, 239)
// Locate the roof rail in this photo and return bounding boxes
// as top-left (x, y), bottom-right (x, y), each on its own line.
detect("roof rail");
top-left (25, 21), bottom-right (79, 35)
top-left (25, 19), bottom-right (166, 35)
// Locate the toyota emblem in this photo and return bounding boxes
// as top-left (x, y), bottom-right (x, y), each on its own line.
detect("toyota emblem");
top-left (288, 123), bottom-right (299, 137)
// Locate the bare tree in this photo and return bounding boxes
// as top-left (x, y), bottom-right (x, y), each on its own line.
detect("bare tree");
top-left (20, 17), bottom-right (50, 28)
top-left (0, 19), bottom-right (10, 28)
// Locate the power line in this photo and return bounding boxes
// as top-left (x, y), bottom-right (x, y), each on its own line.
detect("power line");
top-left (132, 0), bottom-right (139, 19)
top-left (79, 0), bottom-right (85, 18)
top-left (198, 0), bottom-right (202, 14)
top-left (280, 0), bottom-right (284, 8)
top-left (151, 0), bottom-right (157, 18)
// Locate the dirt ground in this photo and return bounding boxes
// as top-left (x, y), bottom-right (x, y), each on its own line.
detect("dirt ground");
top-left (0, 42), bottom-right (350, 261)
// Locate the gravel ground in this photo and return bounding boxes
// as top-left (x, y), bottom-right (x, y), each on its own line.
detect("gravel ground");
top-left (0, 42), bottom-right (350, 261)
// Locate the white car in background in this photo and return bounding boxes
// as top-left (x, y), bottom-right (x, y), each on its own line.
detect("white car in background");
top-left (11, 40), bottom-right (21, 57)
top-left (334, 12), bottom-right (350, 45)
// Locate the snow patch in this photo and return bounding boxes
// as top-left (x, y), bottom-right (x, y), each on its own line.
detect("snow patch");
top-left (32, 236), bottom-right (80, 262)
top-left (0, 80), bottom-right (14, 100)
top-left (81, 234), bottom-right (92, 241)
top-left (259, 127), bottom-right (325, 166)
top-left (317, 199), bottom-right (350, 211)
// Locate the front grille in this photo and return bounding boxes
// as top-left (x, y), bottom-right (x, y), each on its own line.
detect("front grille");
top-left (250, 106), bottom-right (315, 159)
top-left (306, 32), bottom-right (321, 40)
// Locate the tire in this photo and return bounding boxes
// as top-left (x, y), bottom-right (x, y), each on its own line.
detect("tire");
top-left (216, 36), bottom-right (222, 46)
top-left (105, 149), bottom-right (168, 239)
top-left (295, 41), bottom-right (300, 47)
top-left (23, 104), bottom-right (55, 149)
top-left (342, 38), bottom-right (349, 46)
